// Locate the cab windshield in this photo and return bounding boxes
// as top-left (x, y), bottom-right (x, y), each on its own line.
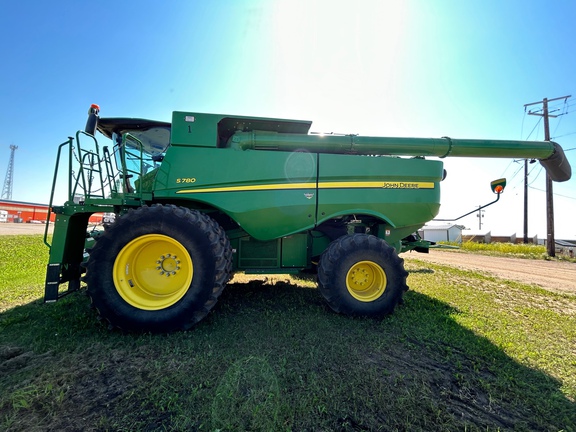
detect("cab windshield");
top-left (96, 117), bottom-right (171, 196)
top-left (111, 126), bottom-right (171, 194)
top-left (120, 126), bottom-right (171, 157)
top-left (112, 126), bottom-right (170, 173)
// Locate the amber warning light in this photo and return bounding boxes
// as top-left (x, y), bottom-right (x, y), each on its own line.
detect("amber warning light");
top-left (88, 103), bottom-right (100, 115)
top-left (490, 178), bottom-right (507, 194)
top-left (85, 104), bottom-right (101, 136)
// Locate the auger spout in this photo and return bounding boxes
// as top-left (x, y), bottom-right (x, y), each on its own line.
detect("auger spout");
top-left (229, 132), bottom-right (571, 182)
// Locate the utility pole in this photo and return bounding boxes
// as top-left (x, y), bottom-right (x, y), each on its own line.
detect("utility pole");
top-left (476, 206), bottom-right (485, 230)
top-left (524, 94), bottom-right (571, 257)
top-left (523, 158), bottom-right (537, 243)
top-left (523, 159), bottom-right (528, 243)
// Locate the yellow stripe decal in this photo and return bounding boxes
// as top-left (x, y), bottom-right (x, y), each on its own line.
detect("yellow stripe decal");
top-left (177, 181), bottom-right (434, 194)
top-left (177, 183), bottom-right (316, 194)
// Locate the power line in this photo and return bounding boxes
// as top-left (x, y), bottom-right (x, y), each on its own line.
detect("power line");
top-left (556, 108), bottom-right (576, 117)
top-left (524, 116), bottom-right (542, 140)
top-left (527, 166), bottom-right (543, 186)
top-left (510, 162), bottom-right (525, 181)
top-left (527, 161), bottom-right (539, 177)
top-left (552, 110), bottom-right (564, 137)
top-left (510, 160), bottom-right (543, 191)
top-left (550, 97), bottom-right (575, 138)
top-left (551, 132), bottom-right (576, 139)
top-left (526, 106), bottom-right (563, 116)
top-left (531, 99), bottom-right (576, 113)
top-left (499, 159), bottom-right (515, 178)
top-left (528, 186), bottom-right (576, 201)
top-left (546, 100), bottom-right (572, 112)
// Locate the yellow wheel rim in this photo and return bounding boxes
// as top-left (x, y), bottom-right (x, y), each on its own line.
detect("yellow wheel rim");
top-left (346, 260), bottom-right (387, 302)
top-left (113, 234), bottom-right (193, 310)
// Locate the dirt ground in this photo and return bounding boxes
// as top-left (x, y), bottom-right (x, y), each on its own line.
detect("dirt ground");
top-left (404, 249), bottom-right (576, 295)
top-left (0, 222), bottom-right (54, 236)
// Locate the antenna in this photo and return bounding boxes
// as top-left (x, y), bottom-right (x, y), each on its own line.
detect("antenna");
top-left (1, 145), bottom-right (18, 200)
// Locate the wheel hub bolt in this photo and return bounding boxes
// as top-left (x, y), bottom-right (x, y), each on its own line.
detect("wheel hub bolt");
top-left (157, 253), bottom-right (180, 276)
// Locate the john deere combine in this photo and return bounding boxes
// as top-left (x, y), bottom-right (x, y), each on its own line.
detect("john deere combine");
top-left (43, 105), bottom-right (571, 332)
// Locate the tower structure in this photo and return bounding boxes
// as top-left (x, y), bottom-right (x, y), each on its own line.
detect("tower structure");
top-left (1, 145), bottom-right (18, 200)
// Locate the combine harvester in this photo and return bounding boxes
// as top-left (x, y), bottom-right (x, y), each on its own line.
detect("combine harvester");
top-left (44, 104), bottom-right (571, 331)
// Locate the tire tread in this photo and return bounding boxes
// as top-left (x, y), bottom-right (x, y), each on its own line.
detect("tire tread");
top-left (317, 233), bottom-right (408, 317)
top-left (85, 204), bottom-right (232, 332)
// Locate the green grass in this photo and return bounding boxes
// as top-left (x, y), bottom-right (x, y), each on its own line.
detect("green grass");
top-left (439, 240), bottom-right (576, 261)
top-left (0, 236), bottom-right (49, 309)
top-left (0, 235), bottom-right (575, 431)
top-left (459, 241), bottom-right (546, 256)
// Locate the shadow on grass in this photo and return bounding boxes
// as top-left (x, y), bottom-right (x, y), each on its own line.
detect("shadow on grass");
top-left (0, 280), bottom-right (574, 431)
top-left (406, 268), bottom-right (435, 274)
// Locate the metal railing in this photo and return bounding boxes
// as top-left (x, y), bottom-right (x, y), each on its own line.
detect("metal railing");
top-left (44, 131), bottom-right (123, 248)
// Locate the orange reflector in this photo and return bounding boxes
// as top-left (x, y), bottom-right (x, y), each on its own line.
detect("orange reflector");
top-left (495, 185), bottom-right (504, 193)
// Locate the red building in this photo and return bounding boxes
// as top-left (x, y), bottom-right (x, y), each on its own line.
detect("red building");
top-left (0, 200), bottom-right (103, 224)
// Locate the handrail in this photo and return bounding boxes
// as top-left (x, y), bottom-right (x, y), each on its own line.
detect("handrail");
top-left (44, 131), bottom-right (119, 249)
top-left (102, 146), bottom-right (119, 197)
top-left (44, 138), bottom-right (74, 249)
top-left (44, 130), bottom-right (142, 251)
top-left (74, 131), bottom-right (101, 200)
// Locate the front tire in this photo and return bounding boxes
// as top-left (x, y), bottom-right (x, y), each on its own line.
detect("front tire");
top-left (317, 234), bottom-right (408, 317)
top-left (85, 204), bottom-right (232, 332)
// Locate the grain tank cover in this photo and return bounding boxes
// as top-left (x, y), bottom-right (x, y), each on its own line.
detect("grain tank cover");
top-left (171, 112), bottom-right (312, 148)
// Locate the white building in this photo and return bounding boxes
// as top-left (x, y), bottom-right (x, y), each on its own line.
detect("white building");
top-left (419, 224), bottom-right (465, 243)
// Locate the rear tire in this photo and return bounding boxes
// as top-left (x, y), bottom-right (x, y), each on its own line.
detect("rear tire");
top-left (85, 204), bottom-right (232, 332)
top-left (317, 234), bottom-right (408, 317)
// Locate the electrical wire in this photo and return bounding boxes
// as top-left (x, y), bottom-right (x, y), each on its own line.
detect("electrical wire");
top-left (527, 160), bottom-right (539, 175)
top-left (527, 166), bottom-right (543, 186)
top-left (524, 117), bottom-right (542, 140)
top-left (509, 164), bottom-right (541, 190)
top-left (499, 159), bottom-right (515, 179)
top-left (546, 98), bottom-right (573, 112)
top-left (528, 186), bottom-right (576, 200)
top-left (551, 132), bottom-right (576, 140)
top-left (547, 98), bottom-right (575, 139)
top-left (526, 97), bottom-right (573, 115)
top-left (507, 162), bottom-right (525, 187)
top-left (552, 111), bottom-right (564, 137)
top-left (556, 108), bottom-right (576, 116)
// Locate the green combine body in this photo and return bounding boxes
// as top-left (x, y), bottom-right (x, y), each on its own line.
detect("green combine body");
top-left (43, 105), bottom-right (572, 332)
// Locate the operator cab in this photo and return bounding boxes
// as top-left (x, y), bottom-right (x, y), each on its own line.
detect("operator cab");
top-left (96, 117), bottom-right (171, 194)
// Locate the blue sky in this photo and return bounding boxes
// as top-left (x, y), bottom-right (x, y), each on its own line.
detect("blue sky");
top-left (1, 0), bottom-right (575, 238)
